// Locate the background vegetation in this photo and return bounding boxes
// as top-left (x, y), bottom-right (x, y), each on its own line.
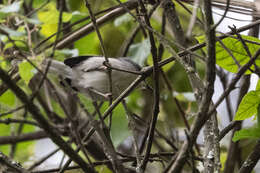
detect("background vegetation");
top-left (0, 0), bottom-right (260, 172)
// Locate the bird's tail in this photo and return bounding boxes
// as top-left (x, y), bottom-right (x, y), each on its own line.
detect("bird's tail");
top-left (41, 59), bottom-right (73, 78)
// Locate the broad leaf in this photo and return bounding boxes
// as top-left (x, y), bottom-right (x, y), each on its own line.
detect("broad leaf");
top-left (37, 2), bottom-right (72, 40)
top-left (197, 35), bottom-right (260, 74)
top-left (0, 56), bottom-right (8, 69)
top-left (216, 35), bottom-right (260, 74)
top-left (0, 25), bottom-right (24, 37)
top-left (74, 32), bottom-right (98, 55)
top-left (256, 79), bottom-right (260, 91)
top-left (233, 126), bottom-right (260, 141)
top-left (100, 103), bottom-right (130, 147)
top-left (68, 0), bottom-right (87, 12)
top-left (0, 118), bottom-right (12, 155)
top-left (114, 13), bottom-right (132, 27)
top-left (38, 3), bottom-right (72, 24)
top-left (18, 61), bottom-right (36, 85)
top-left (234, 90), bottom-right (260, 120)
top-left (15, 123), bottom-right (36, 162)
top-left (0, 90), bottom-right (15, 106)
top-left (128, 39), bottom-right (151, 66)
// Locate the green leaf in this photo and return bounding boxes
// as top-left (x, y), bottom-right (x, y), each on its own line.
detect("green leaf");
top-left (233, 126), bottom-right (260, 142)
top-left (38, 3), bottom-right (72, 24)
top-left (0, 90), bottom-right (15, 106)
top-left (15, 123), bottom-right (36, 162)
top-left (128, 39), bottom-right (151, 66)
top-left (217, 36), bottom-right (260, 74)
top-left (75, 32), bottom-right (98, 55)
top-left (37, 2), bottom-right (72, 40)
top-left (68, 0), bottom-right (87, 12)
top-left (110, 105), bottom-right (130, 147)
top-left (0, 1), bottom-right (23, 13)
top-left (100, 103), bottom-right (130, 147)
top-left (114, 13), bottom-right (132, 27)
top-left (0, 56), bottom-right (8, 69)
top-left (220, 152), bottom-right (228, 172)
top-left (15, 141), bottom-right (35, 163)
top-left (197, 35), bottom-right (260, 74)
top-left (4, 39), bottom-right (27, 51)
top-left (256, 79), bottom-right (260, 91)
top-left (234, 90), bottom-right (260, 120)
top-left (0, 25), bottom-right (24, 37)
top-left (18, 61), bottom-right (36, 85)
top-left (0, 118), bottom-right (12, 154)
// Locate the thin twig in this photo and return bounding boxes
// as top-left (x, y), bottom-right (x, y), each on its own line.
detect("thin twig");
top-left (136, 0), bottom-right (159, 171)
top-left (28, 148), bottom-right (60, 171)
top-left (0, 67), bottom-right (95, 173)
top-left (186, 0), bottom-right (201, 37)
top-left (0, 105), bottom-right (25, 118)
top-left (213, 0), bottom-right (230, 29)
top-left (239, 140), bottom-right (260, 173)
top-left (85, 0), bottom-right (113, 130)
top-left (0, 118), bottom-right (38, 127)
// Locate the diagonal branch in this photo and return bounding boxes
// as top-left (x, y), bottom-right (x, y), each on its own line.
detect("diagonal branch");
top-left (0, 68), bottom-right (96, 173)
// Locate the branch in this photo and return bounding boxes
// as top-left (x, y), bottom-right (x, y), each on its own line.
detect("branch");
top-left (0, 131), bottom-right (47, 145)
top-left (223, 76), bottom-right (250, 173)
top-left (166, 0), bottom-right (218, 171)
top-left (0, 68), bottom-right (95, 173)
top-left (137, 0), bottom-right (159, 171)
top-left (52, 0), bottom-right (140, 50)
top-left (201, 1), bottom-right (220, 173)
top-left (0, 152), bottom-right (30, 173)
top-left (239, 140), bottom-right (260, 173)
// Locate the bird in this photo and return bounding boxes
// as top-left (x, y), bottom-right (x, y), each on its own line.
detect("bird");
top-left (42, 56), bottom-right (142, 101)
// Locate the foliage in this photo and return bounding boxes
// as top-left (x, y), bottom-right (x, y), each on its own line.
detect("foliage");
top-left (197, 35), bottom-right (260, 74)
top-left (0, 0), bottom-right (259, 173)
